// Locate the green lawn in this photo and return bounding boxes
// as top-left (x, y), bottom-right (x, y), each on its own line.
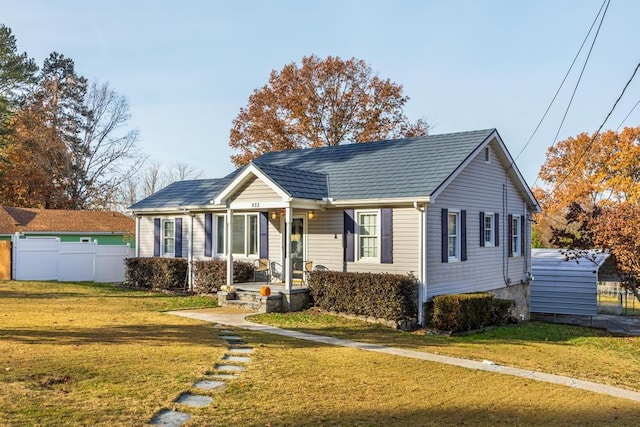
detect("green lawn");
top-left (1, 282), bottom-right (639, 426)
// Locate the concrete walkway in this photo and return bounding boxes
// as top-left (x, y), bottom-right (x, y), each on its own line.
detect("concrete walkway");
top-left (168, 309), bottom-right (640, 403)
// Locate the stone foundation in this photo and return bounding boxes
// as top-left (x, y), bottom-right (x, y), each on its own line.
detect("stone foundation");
top-left (487, 281), bottom-right (530, 321)
top-left (281, 289), bottom-right (311, 312)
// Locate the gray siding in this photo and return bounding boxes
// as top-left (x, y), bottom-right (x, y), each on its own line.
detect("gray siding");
top-left (137, 213), bottom-right (192, 259)
top-left (426, 143), bottom-right (531, 298)
top-left (530, 269), bottom-right (598, 316)
top-left (232, 177), bottom-right (281, 203)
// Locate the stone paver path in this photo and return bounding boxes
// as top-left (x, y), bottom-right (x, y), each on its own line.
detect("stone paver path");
top-left (168, 309), bottom-right (640, 403)
top-left (149, 324), bottom-right (253, 426)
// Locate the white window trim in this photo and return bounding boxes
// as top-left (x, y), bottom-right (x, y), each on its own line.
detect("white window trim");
top-left (448, 209), bottom-right (461, 262)
top-left (356, 209), bottom-right (381, 262)
top-left (217, 213), bottom-right (259, 258)
top-left (512, 215), bottom-right (521, 257)
top-left (162, 219), bottom-right (175, 256)
top-left (484, 213), bottom-right (494, 247)
top-left (484, 146), bottom-right (491, 163)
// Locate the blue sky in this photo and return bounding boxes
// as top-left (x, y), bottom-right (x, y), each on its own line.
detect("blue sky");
top-left (3, 0), bottom-right (639, 186)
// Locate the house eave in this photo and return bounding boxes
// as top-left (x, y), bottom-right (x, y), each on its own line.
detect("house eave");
top-left (327, 196), bottom-right (431, 207)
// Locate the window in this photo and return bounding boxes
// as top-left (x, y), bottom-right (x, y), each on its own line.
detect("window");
top-left (448, 211), bottom-right (459, 260)
top-left (162, 220), bottom-right (175, 255)
top-left (357, 211), bottom-right (379, 260)
top-left (80, 237), bottom-right (91, 243)
top-left (511, 215), bottom-right (521, 256)
top-left (484, 213), bottom-right (494, 246)
top-left (216, 215), bottom-right (225, 254)
top-left (217, 214), bottom-right (258, 256)
top-left (484, 146), bottom-right (490, 162)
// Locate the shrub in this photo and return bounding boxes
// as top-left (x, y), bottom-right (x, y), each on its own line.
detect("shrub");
top-left (192, 259), bottom-right (254, 293)
top-left (307, 271), bottom-right (418, 322)
top-left (124, 257), bottom-right (188, 291)
top-left (430, 293), bottom-right (514, 332)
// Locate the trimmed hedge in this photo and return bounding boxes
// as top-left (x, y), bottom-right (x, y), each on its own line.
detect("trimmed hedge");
top-left (125, 257), bottom-right (188, 291)
top-left (192, 259), bottom-right (254, 293)
top-left (307, 271), bottom-right (418, 322)
top-left (430, 293), bottom-right (514, 332)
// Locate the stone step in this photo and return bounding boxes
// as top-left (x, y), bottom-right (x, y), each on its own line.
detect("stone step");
top-left (215, 364), bottom-right (246, 372)
top-left (194, 379), bottom-right (226, 390)
top-left (209, 373), bottom-right (240, 380)
top-left (223, 354), bottom-right (251, 363)
top-left (175, 393), bottom-right (213, 407)
top-left (150, 409), bottom-right (191, 426)
top-left (228, 347), bottom-right (253, 354)
top-left (225, 299), bottom-right (261, 311)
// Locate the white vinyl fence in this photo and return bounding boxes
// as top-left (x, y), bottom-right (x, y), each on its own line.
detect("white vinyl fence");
top-left (12, 234), bottom-right (134, 282)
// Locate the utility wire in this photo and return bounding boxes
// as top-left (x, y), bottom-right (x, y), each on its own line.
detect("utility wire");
top-left (512, 0), bottom-right (609, 164)
top-left (615, 98), bottom-right (640, 131)
top-left (551, 62), bottom-right (640, 193)
top-left (531, 0), bottom-right (611, 188)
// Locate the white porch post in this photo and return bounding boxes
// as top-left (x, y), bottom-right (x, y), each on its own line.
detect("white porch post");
top-left (284, 205), bottom-right (293, 291)
top-left (226, 209), bottom-right (234, 285)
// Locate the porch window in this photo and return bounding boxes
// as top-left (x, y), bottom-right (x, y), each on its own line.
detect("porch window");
top-left (218, 214), bottom-right (259, 257)
top-left (216, 215), bottom-right (225, 254)
top-left (357, 211), bottom-right (379, 260)
top-left (511, 215), bottom-right (521, 256)
top-left (162, 220), bottom-right (175, 255)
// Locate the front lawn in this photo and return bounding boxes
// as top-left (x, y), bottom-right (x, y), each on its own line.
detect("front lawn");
top-left (1, 282), bottom-right (639, 426)
top-left (250, 310), bottom-right (640, 392)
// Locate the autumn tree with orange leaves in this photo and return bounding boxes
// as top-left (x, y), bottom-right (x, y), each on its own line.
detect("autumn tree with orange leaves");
top-left (229, 55), bottom-right (428, 167)
top-left (533, 127), bottom-right (640, 247)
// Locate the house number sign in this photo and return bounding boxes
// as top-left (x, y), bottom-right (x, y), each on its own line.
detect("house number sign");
top-left (251, 202), bottom-right (260, 208)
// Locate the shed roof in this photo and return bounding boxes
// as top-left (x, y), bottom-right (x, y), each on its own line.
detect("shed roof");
top-left (531, 249), bottom-right (611, 271)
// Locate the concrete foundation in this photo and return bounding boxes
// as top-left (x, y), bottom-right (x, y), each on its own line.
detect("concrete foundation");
top-left (487, 281), bottom-right (530, 321)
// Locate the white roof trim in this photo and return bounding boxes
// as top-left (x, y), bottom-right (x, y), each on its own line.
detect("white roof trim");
top-left (430, 130), bottom-right (540, 212)
top-left (214, 162), bottom-right (291, 205)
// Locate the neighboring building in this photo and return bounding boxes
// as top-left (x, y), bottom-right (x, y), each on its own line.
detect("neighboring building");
top-left (0, 206), bottom-right (135, 247)
top-left (130, 129), bottom-right (539, 320)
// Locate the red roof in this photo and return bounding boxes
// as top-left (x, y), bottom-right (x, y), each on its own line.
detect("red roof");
top-left (0, 206), bottom-right (135, 234)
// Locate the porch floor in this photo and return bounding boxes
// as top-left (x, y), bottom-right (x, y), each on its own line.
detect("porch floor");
top-left (233, 281), bottom-right (308, 292)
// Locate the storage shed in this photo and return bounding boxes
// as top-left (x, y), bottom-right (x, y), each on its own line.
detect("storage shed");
top-left (530, 249), bottom-right (614, 316)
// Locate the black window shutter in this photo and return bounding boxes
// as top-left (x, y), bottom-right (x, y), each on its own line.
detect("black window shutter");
top-left (343, 209), bottom-right (355, 262)
top-left (381, 208), bottom-right (393, 264)
top-left (174, 218), bottom-right (183, 258)
top-left (204, 213), bottom-right (212, 257)
top-left (507, 214), bottom-right (513, 258)
top-left (153, 218), bottom-right (161, 256)
top-left (521, 214), bottom-right (525, 256)
top-left (259, 212), bottom-right (269, 258)
top-left (479, 211), bottom-right (485, 247)
top-left (441, 208), bottom-right (448, 263)
top-left (461, 210), bottom-right (467, 261)
top-left (495, 213), bottom-right (500, 247)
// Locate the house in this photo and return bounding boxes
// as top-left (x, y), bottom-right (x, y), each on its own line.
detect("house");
top-left (0, 206), bottom-right (135, 246)
top-left (129, 129), bottom-right (540, 320)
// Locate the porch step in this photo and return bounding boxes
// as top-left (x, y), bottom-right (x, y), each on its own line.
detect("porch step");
top-left (218, 289), bottom-right (284, 313)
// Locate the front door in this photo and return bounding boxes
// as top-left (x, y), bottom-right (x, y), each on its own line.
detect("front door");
top-left (290, 218), bottom-right (305, 279)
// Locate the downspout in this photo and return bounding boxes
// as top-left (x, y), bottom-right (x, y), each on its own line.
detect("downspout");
top-left (414, 202), bottom-right (426, 325)
top-left (188, 212), bottom-right (194, 291)
top-left (135, 215), bottom-right (140, 257)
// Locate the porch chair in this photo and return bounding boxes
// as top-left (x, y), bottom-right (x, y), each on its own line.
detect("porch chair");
top-left (253, 258), bottom-right (270, 284)
top-left (293, 260), bottom-right (313, 285)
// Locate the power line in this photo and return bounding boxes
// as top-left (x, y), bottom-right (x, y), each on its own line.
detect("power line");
top-left (551, 62), bottom-right (640, 193)
top-left (513, 0), bottom-right (609, 163)
top-left (615, 98), bottom-right (640, 131)
top-left (531, 0), bottom-right (611, 188)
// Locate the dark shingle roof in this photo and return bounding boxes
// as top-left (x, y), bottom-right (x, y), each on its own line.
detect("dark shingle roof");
top-left (129, 129), bottom-right (498, 209)
top-left (254, 129), bottom-right (495, 200)
top-left (255, 163), bottom-right (328, 200)
top-left (129, 173), bottom-right (238, 210)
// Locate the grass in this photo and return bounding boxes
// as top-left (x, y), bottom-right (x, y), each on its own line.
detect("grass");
top-left (2, 282), bottom-right (640, 426)
top-left (249, 310), bottom-right (640, 392)
top-left (0, 281), bottom-right (221, 426)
